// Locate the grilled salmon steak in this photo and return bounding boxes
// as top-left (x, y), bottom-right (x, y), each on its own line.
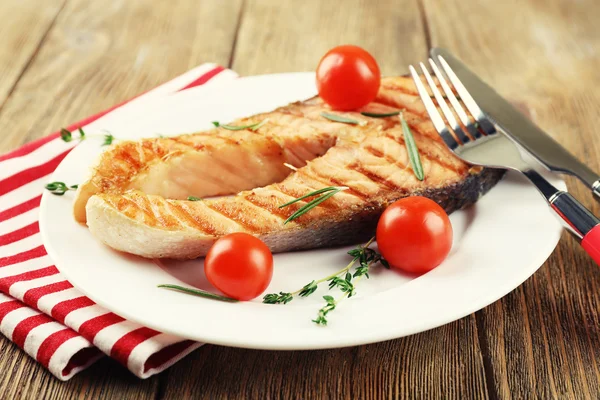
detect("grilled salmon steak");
top-left (77, 76), bottom-right (504, 259)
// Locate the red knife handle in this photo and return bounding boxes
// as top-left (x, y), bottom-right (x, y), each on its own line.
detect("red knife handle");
top-left (549, 191), bottom-right (600, 265)
top-left (583, 225), bottom-right (600, 265)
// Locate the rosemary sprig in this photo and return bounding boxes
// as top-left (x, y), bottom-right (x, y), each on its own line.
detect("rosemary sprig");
top-left (263, 237), bottom-right (388, 325)
top-left (320, 112), bottom-right (366, 126)
top-left (360, 111), bottom-right (400, 118)
top-left (400, 113), bottom-right (425, 181)
top-left (278, 186), bottom-right (348, 224)
top-left (60, 127), bottom-right (116, 147)
top-left (187, 196), bottom-right (202, 201)
top-left (212, 119), bottom-right (268, 131)
top-left (157, 284), bottom-right (238, 303)
top-left (45, 182), bottom-right (78, 196)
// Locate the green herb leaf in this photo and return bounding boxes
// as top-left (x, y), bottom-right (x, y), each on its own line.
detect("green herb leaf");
top-left (187, 196), bottom-right (202, 201)
top-left (103, 134), bottom-right (115, 146)
top-left (360, 111), bottom-right (401, 118)
top-left (212, 119), bottom-right (267, 131)
top-left (60, 128), bottom-right (73, 142)
top-left (45, 181), bottom-right (78, 196)
top-left (298, 280), bottom-right (318, 297)
top-left (278, 186), bottom-right (343, 209)
top-left (401, 113), bottom-right (425, 181)
top-left (313, 295), bottom-right (337, 325)
top-left (157, 284), bottom-right (238, 303)
top-left (263, 292), bottom-right (293, 304)
top-left (281, 187), bottom-right (347, 224)
top-left (320, 112), bottom-right (364, 125)
top-left (78, 127), bottom-right (86, 138)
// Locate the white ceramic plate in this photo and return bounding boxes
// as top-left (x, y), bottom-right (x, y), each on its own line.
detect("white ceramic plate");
top-left (40, 73), bottom-right (565, 350)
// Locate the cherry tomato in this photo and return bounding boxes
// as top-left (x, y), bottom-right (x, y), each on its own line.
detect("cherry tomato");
top-left (376, 197), bottom-right (453, 274)
top-left (205, 233), bottom-right (273, 301)
top-left (316, 45), bottom-right (381, 111)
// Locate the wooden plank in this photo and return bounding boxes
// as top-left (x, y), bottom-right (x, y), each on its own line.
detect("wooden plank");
top-left (425, 0), bottom-right (600, 397)
top-left (0, 0), bottom-right (243, 154)
top-left (161, 1), bottom-right (489, 398)
top-left (161, 315), bottom-right (487, 399)
top-left (0, 0), bottom-right (241, 397)
top-left (231, 0), bottom-right (429, 76)
top-left (0, 0), bottom-right (65, 108)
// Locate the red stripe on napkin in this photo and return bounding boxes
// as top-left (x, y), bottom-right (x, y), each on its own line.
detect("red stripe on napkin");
top-left (51, 297), bottom-right (96, 324)
top-left (37, 329), bottom-right (80, 368)
top-left (0, 150), bottom-right (71, 196)
top-left (0, 196), bottom-right (42, 222)
top-left (0, 301), bottom-right (25, 321)
top-left (0, 63), bottom-right (235, 380)
top-left (0, 222), bottom-right (39, 246)
top-left (23, 280), bottom-right (73, 307)
top-left (79, 313), bottom-right (125, 341)
top-left (111, 327), bottom-right (161, 366)
top-left (13, 314), bottom-right (53, 347)
top-left (0, 246), bottom-right (47, 267)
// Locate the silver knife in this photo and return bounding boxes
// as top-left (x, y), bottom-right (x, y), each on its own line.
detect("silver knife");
top-left (431, 48), bottom-right (600, 200)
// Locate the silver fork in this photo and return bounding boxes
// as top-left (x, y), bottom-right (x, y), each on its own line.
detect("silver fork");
top-left (409, 58), bottom-right (600, 265)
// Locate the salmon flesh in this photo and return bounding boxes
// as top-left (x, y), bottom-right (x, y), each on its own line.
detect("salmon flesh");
top-left (76, 76), bottom-right (504, 259)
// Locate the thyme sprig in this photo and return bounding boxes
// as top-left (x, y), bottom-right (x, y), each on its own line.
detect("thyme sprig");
top-left (187, 196), bottom-right (202, 201)
top-left (212, 119), bottom-right (268, 131)
top-left (278, 186), bottom-right (348, 224)
top-left (60, 127), bottom-right (116, 147)
top-left (45, 182), bottom-right (78, 196)
top-left (263, 237), bottom-right (389, 325)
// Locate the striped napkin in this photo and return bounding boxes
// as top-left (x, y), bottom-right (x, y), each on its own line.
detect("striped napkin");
top-left (0, 64), bottom-right (238, 380)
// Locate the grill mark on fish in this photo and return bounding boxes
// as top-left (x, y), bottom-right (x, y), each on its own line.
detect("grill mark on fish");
top-left (240, 196), bottom-right (287, 222)
top-left (205, 202), bottom-right (261, 233)
top-left (297, 169), bottom-right (370, 204)
top-left (364, 145), bottom-right (385, 158)
top-left (380, 82), bottom-right (419, 97)
top-left (148, 196), bottom-right (180, 227)
top-left (347, 163), bottom-right (404, 191)
top-left (381, 132), bottom-right (464, 175)
top-left (295, 169), bottom-right (370, 201)
top-left (166, 202), bottom-right (221, 235)
top-left (243, 194), bottom-right (291, 220)
top-left (218, 135), bottom-right (242, 146)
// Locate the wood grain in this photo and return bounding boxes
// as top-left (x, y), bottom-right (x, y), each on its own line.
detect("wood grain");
top-left (160, 315), bottom-right (487, 399)
top-left (425, 0), bottom-right (600, 397)
top-left (1, 0), bottom-right (600, 398)
top-left (0, 0), bottom-right (243, 154)
top-left (231, 0), bottom-right (428, 76)
top-left (0, 0), bottom-right (66, 109)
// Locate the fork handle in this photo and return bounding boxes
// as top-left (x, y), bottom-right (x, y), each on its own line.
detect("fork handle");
top-left (524, 169), bottom-right (600, 265)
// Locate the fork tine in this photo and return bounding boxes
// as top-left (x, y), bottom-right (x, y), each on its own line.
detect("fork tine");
top-left (418, 62), bottom-right (470, 144)
top-left (427, 59), bottom-right (482, 139)
top-left (434, 55), bottom-right (496, 135)
top-left (408, 65), bottom-right (459, 150)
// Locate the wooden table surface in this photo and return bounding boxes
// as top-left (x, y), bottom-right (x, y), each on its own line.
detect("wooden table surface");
top-left (1, 0), bottom-right (600, 398)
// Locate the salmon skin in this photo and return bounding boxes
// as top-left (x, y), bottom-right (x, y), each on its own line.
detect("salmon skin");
top-left (77, 76), bottom-right (504, 259)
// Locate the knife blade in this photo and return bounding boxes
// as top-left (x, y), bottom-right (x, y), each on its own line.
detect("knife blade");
top-left (430, 48), bottom-right (600, 200)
